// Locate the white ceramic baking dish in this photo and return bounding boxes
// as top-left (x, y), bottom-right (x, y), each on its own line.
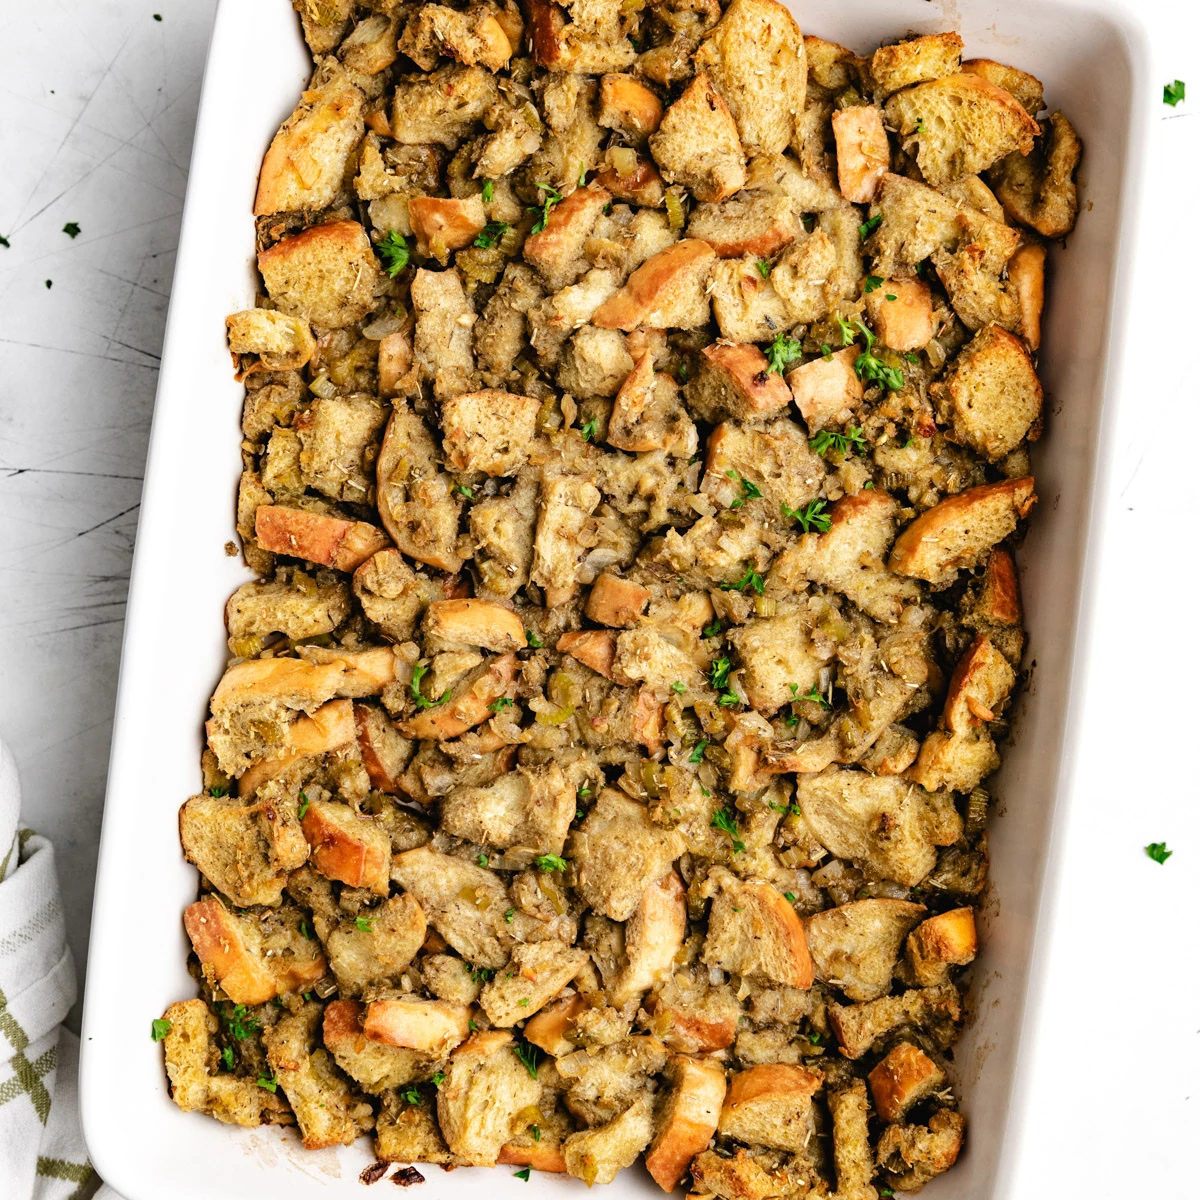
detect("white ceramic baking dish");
top-left (78, 0), bottom-right (1151, 1195)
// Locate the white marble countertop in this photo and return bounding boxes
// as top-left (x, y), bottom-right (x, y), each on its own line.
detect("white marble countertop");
top-left (1, 0), bottom-right (1195, 1193)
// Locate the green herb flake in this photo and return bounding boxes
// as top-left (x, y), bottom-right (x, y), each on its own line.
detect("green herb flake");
top-left (915, 117), bottom-right (926, 133)
top-left (482, 180), bottom-right (495, 203)
top-left (299, 920), bottom-right (312, 940)
top-left (377, 230), bottom-right (410, 278)
top-left (257, 1074), bottom-right (280, 1093)
top-left (702, 618), bottom-right (722, 639)
top-left (467, 964), bottom-right (495, 983)
top-left (820, 344), bottom-right (832, 361)
top-left (807, 1032), bottom-right (822, 1046)
top-left (725, 469), bottom-right (763, 509)
top-left (518, 998), bottom-right (530, 1007)
top-left (1164, 80), bottom-right (1186, 107)
top-left (711, 806), bottom-right (746, 854)
top-left (903, 352), bottom-right (920, 363)
top-left (355, 915), bottom-right (376, 933)
top-left (689, 740), bottom-right (709, 764)
top-left (880, 1190), bottom-right (895, 1198)
top-left (765, 332), bottom-right (804, 375)
top-left (798, 684), bottom-right (830, 709)
top-left (63, 222), bottom-right (81, 238)
top-left (781, 499), bottom-right (831, 533)
top-left (858, 214), bottom-right (882, 240)
top-left (580, 416), bottom-right (599, 442)
top-left (151, 1018), bottom-right (172, 1042)
top-left (809, 426), bottom-right (866, 459)
top-left (153, 12), bottom-right (162, 20)
top-left (455, 483), bottom-right (474, 499)
top-left (476, 853), bottom-right (489, 868)
top-left (526, 630), bottom-right (543, 649)
top-left (577, 785), bottom-right (592, 799)
top-left (514, 1168), bottom-right (532, 1181)
top-left (755, 259), bottom-right (772, 278)
top-left (469, 1020), bottom-right (479, 1031)
top-left (433, 1071), bottom-right (446, 1086)
top-left (709, 658), bottom-right (731, 690)
top-left (504, 907), bottom-right (516, 923)
top-left (226, 1005), bottom-right (261, 1041)
top-left (208, 784), bottom-right (227, 797)
top-left (863, 274), bottom-right (883, 293)
top-left (1145, 841), bottom-right (1173, 864)
top-left (297, 790), bottom-right (310, 820)
top-left (488, 696), bottom-right (514, 711)
top-left (531, 1125), bottom-right (541, 1141)
top-left (514, 1042), bottom-right (540, 1078)
top-left (410, 662), bottom-right (451, 710)
top-left (0, 235), bottom-right (9, 248)
top-left (669, 680), bottom-right (686, 695)
top-left (720, 564), bottom-right (765, 595)
top-left (885, 293), bottom-right (897, 301)
top-left (529, 182), bottom-right (563, 234)
top-left (534, 853), bottom-right (567, 873)
top-left (400, 1085), bottom-right (422, 1105)
top-left (784, 892), bottom-right (797, 903)
top-left (220, 1046), bottom-right (234, 1070)
top-left (474, 220), bottom-right (510, 249)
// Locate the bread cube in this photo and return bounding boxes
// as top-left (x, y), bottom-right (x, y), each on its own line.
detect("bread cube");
top-left (868, 1041), bottom-right (946, 1122)
top-left (864, 279), bottom-right (934, 352)
top-left (718, 1063), bottom-right (823, 1154)
top-left (254, 506), bottom-right (389, 573)
top-left (301, 798), bottom-right (391, 895)
top-left (598, 74), bottom-right (664, 141)
top-left (687, 342), bottom-right (793, 425)
top-left (645, 1055), bottom-right (727, 1191)
top-left (907, 907), bottom-right (978, 987)
top-left (226, 310), bottom-right (315, 375)
top-left (648, 73), bottom-right (747, 203)
top-left (362, 997), bottom-right (473, 1054)
top-left (786, 347), bottom-right (863, 433)
top-left (524, 185), bottom-right (611, 291)
top-left (832, 105), bottom-right (890, 203)
top-left (869, 32), bottom-right (963, 98)
top-left (398, 5), bottom-right (513, 73)
top-left (687, 193), bottom-right (800, 259)
top-left (611, 870), bottom-right (687, 1006)
top-left (408, 195), bottom-right (487, 258)
top-left (257, 221), bottom-right (379, 329)
top-left (804, 899), bottom-right (926, 1002)
top-left (828, 983), bottom-right (962, 1059)
top-left (390, 64), bottom-right (498, 148)
top-left (592, 239), bottom-right (716, 331)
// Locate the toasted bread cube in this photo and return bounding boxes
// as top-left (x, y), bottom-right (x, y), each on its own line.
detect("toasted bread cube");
top-left (438, 1030), bottom-right (542, 1167)
top-left (323, 999), bottom-right (431, 1094)
top-left (376, 1091), bottom-right (458, 1164)
top-left (686, 193), bottom-right (801, 259)
top-left (607, 354), bottom-right (696, 455)
top-left (611, 870), bottom-right (687, 1007)
top-left (804, 899), bottom-right (926, 1003)
top-left (237, 698), bottom-right (357, 796)
top-left (226, 310), bottom-right (316, 375)
top-left (877, 1109), bottom-right (966, 1190)
top-left (254, 60), bottom-right (364, 216)
top-left (864, 279), bottom-right (934, 352)
top-left (648, 73), bottom-right (747, 203)
top-left (794, 768), bottom-right (962, 888)
top-left (598, 73), bottom-right (664, 141)
top-left (557, 629), bottom-right (618, 679)
top-left (257, 220), bottom-right (379, 329)
top-left (832, 105), bottom-right (890, 204)
top-left (942, 635), bottom-right (1015, 734)
top-left (378, 330), bottom-right (417, 397)
top-left (703, 867), bottom-right (814, 988)
top-left (301, 799), bottom-right (391, 895)
top-left (933, 324), bottom-right (1042, 461)
top-left (398, 4), bottom-right (513, 73)
top-left (362, 997), bottom-right (473, 1054)
top-left (907, 907), bottom-right (978, 987)
top-left (962, 58), bottom-right (1044, 116)
top-left (557, 325), bottom-right (635, 399)
top-left (398, 653), bottom-right (519, 739)
top-left (769, 227), bottom-right (839, 323)
top-left (480, 939), bottom-right (589, 1026)
top-left (225, 573), bottom-right (348, 644)
top-left (645, 1055), bottom-right (727, 1192)
top-left (571, 790), bottom-right (685, 921)
top-left (564, 1094), bottom-right (656, 1186)
top-left (704, 418), bottom-right (824, 517)
top-left (709, 257), bottom-right (793, 343)
top-left (585, 573), bottom-right (652, 629)
top-left (592, 239), bottom-right (716, 331)
top-left (972, 547), bottom-right (1023, 627)
top-left (161, 999), bottom-right (288, 1127)
top-left (323, 892), bottom-right (427, 997)
top-left (254, 506), bottom-right (389, 573)
top-left (530, 473), bottom-right (602, 604)
top-left (786, 347), bottom-right (863, 433)
top-left (498, 1134), bottom-right (570, 1174)
top-left (868, 1042), bottom-right (946, 1123)
top-left (594, 156), bottom-right (667, 207)
top-left (688, 342), bottom-right (793, 425)
top-left (183, 896), bottom-right (325, 1005)
top-left (1007, 242), bottom-right (1046, 351)
top-left (870, 32), bottom-right (963, 98)
top-left (691, 1149), bottom-right (780, 1200)
top-left (524, 185), bottom-right (611, 291)
top-left (524, 992), bottom-right (588, 1056)
top-left (647, 973), bottom-right (741, 1054)
top-left (408, 195), bottom-right (487, 258)
top-left (390, 64), bottom-right (498, 148)
top-left (767, 492), bottom-right (920, 624)
top-left (525, 0), bottom-right (637, 74)
top-left (718, 1064), bottom-right (823, 1154)
top-left (353, 703), bottom-right (414, 794)
top-left (339, 13), bottom-right (401, 75)
top-left (828, 1081), bottom-right (876, 1199)
top-left (805, 34), bottom-right (862, 95)
top-left (885, 73), bottom-right (1039, 187)
top-left (412, 267), bottom-right (478, 401)
top-left (439, 389), bottom-right (541, 477)
top-left (829, 984), bottom-right (962, 1060)
top-left (694, 0), bottom-right (806, 156)
top-left (909, 728), bottom-right (1000, 794)
top-left (889, 476), bottom-right (1036, 587)
top-left (423, 598), bottom-right (525, 652)
top-left (992, 110), bottom-right (1082, 238)
top-left (265, 1003), bottom-right (372, 1149)
top-left (441, 761), bottom-right (575, 854)
top-left (353, 548), bottom-right (442, 642)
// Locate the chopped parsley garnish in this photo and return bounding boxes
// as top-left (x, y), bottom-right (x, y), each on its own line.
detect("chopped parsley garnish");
top-left (903, 351), bottom-right (920, 363)
top-left (1145, 841), bottom-right (1173, 864)
top-left (355, 915), bottom-right (376, 932)
top-left (709, 658), bottom-right (731, 690)
top-left (529, 182), bottom-right (563, 234)
top-left (257, 1074), bottom-right (280, 1093)
top-left (63, 222), bottom-right (81, 238)
top-left (482, 179), bottom-right (495, 203)
top-left (432, 1071), bottom-right (446, 1086)
top-left (531, 1125), bottom-right (541, 1141)
top-left (702, 619), bottom-right (722, 639)
top-left (220, 1046), bottom-right (235, 1070)
top-left (858, 214), bottom-right (882, 240)
top-left (476, 853), bottom-right (489, 868)
top-left (474, 220), bottom-right (510, 249)
top-left (377, 230), bottom-right (410, 278)
top-left (298, 790), bottom-right (310, 820)
top-left (468, 1020), bottom-right (479, 1031)
top-left (226, 1005), bottom-right (260, 1041)
top-left (915, 117), bottom-right (926, 133)
top-left (0, 235), bottom-right (8, 248)
top-left (725, 469), bottom-right (763, 508)
top-left (518, 998), bottom-right (530, 1007)
top-left (711, 806), bottom-right (745, 854)
top-left (669, 681), bottom-right (687, 696)
top-left (153, 12), bottom-right (162, 19)
top-left (769, 801), bottom-right (802, 815)
top-left (534, 853), bottom-right (567, 873)
top-left (1164, 80), bottom-right (1186, 106)
top-left (410, 662), bottom-right (450, 710)
top-left (526, 630), bottom-right (543, 649)
top-left (151, 1018), bottom-right (171, 1042)
top-left (513, 1042), bottom-right (541, 1078)
top-left (488, 697), bottom-right (514, 711)
top-left (467, 964), bottom-right (494, 983)
top-left (755, 259), bottom-right (772, 278)
top-left (784, 892), bottom-right (797, 903)
top-left (885, 293), bottom-right (897, 301)
top-left (513, 1168), bottom-right (532, 1181)
top-left (208, 784), bottom-right (227, 797)
top-left (399, 1085), bottom-right (422, 1105)
top-left (689, 740), bottom-right (708, 764)
top-left (299, 920), bottom-right (311, 940)
top-left (809, 426), bottom-right (866, 458)
top-left (836, 315), bottom-right (856, 345)
top-left (820, 344), bottom-right (832, 361)
top-left (765, 331), bottom-right (804, 375)
top-left (578, 785), bottom-right (592, 799)
top-left (455, 483), bottom-right (474, 499)
top-left (720, 564), bottom-right (765, 595)
top-left (863, 274), bottom-right (883, 293)
top-left (880, 1190), bottom-right (895, 1198)
top-left (844, 318), bottom-right (905, 390)
top-left (781, 499), bottom-right (831, 533)
top-left (504, 907), bottom-right (516, 923)
top-left (797, 684), bottom-right (829, 709)
top-left (807, 1031), bottom-right (822, 1045)
top-left (580, 416), bottom-right (598, 442)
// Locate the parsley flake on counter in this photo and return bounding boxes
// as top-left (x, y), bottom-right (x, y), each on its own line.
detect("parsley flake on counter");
top-left (1145, 841), bottom-right (1173, 864)
top-left (0, 235), bottom-right (9, 248)
top-left (151, 1018), bottom-right (171, 1042)
top-left (529, 182), bottom-right (562, 234)
top-left (473, 220), bottom-right (509, 249)
top-left (153, 12), bottom-right (162, 20)
top-left (1164, 79), bottom-right (1186, 106)
top-left (514, 1168), bottom-right (532, 1181)
top-left (765, 331), bottom-right (804, 374)
top-left (535, 853), bottom-right (567, 873)
top-left (63, 222), bottom-right (81, 238)
top-left (355, 915), bottom-right (376, 932)
top-left (410, 662), bottom-right (450, 710)
top-left (711, 806), bottom-right (745, 854)
top-left (376, 230), bottom-right (410, 278)
top-left (781, 499), bottom-right (830, 533)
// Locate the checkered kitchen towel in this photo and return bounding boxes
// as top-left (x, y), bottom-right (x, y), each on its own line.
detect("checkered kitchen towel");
top-left (0, 740), bottom-right (120, 1200)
